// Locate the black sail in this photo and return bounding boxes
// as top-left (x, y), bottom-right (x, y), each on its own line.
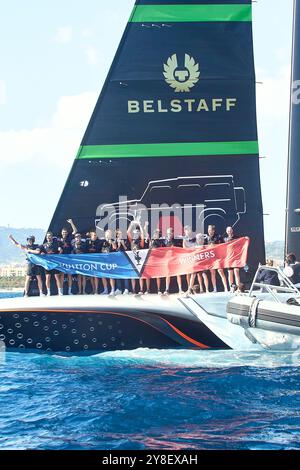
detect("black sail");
top-left (48, 0), bottom-right (265, 270)
top-left (286, 0), bottom-right (300, 259)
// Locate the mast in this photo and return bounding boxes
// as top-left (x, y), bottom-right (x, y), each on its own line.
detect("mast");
top-left (285, 0), bottom-right (300, 259)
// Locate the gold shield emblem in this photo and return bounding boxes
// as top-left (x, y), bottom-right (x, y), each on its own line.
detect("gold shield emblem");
top-left (163, 53), bottom-right (200, 92)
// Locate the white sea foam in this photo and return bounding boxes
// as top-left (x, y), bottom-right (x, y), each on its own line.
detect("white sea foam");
top-left (95, 348), bottom-right (300, 369)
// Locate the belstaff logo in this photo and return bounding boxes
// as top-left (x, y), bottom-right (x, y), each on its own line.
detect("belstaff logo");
top-left (163, 53), bottom-right (200, 92)
top-left (127, 52), bottom-right (238, 114)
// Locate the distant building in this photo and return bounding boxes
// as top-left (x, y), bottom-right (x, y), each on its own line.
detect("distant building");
top-left (0, 264), bottom-right (27, 277)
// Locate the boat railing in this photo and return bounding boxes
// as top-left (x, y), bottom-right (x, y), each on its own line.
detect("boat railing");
top-left (249, 265), bottom-right (300, 303)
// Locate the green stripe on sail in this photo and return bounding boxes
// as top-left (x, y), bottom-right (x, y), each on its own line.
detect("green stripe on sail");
top-left (129, 4), bottom-right (252, 23)
top-left (76, 141), bottom-right (259, 159)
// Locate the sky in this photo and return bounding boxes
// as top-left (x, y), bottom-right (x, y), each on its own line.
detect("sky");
top-left (0, 0), bottom-right (294, 241)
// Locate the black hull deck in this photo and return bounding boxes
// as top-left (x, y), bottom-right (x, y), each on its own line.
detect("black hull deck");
top-left (0, 294), bottom-right (229, 354)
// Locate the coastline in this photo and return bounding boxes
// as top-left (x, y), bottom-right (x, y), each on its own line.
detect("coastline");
top-left (0, 288), bottom-right (23, 293)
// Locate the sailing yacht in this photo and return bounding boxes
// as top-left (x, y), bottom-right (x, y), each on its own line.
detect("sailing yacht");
top-left (0, 0), bottom-right (272, 354)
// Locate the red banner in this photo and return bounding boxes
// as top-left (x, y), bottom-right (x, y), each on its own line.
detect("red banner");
top-left (142, 237), bottom-right (250, 279)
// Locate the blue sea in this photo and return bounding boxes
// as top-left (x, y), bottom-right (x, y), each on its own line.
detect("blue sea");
top-left (0, 292), bottom-right (299, 450)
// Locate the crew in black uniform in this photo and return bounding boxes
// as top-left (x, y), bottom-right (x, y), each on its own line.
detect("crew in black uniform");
top-left (205, 225), bottom-right (228, 293)
top-left (72, 233), bottom-right (87, 295)
top-left (100, 230), bottom-right (116, 296)
top-left (8, 234), bottom-right (44, 297)
top-left (186, 233), bottom-right (210, 295)
top-left (86, 232), bottom-right (102, 254)
top-left (150, 230), bottom-right (163, 250)
top-left (41, 232), bottom-right (63, 296)
top-left (86, 230), bottom-right (102, 295)
top-left (163, 227), bottom-right (184, 295)
top-left (256, 259), bottom-right (280, 288)
top-left (59, 220), bottom-right (78, 295)
top-left (115, 229), bottom-right (130, 295)
top-left (182, 225), bottom-right (196, 292)
top-left (150, 229), bottom-right (164, 294)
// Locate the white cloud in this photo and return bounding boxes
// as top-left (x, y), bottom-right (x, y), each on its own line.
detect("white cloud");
top-left (85, 46), bottom-right (98, 65)
top-left (52, 93), bottom-right (97, 129)
top-left (255, 63), bottom-right (291, 241)
top-left (256, 64), bottom-right (291, 120)
top-left (0, 91), bottom-right (98, 168)
top-left (0, 80), bottom-right (7, 105)
top-left (256, 63), bottom-right (291, 160)
top-left (54, 26), bottom-right (73, 44)
top-left (276, 47), bottom-right (289, 62)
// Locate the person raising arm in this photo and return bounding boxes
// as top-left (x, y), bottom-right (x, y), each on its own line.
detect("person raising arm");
top-left (59, 220), bottom-right (78, 295)
top-left (66, 218), bottom-right (78, 236)
top-left (9, 234), bottom-right (44, 297)
top-left (127, 219), bottom-right (145, 248)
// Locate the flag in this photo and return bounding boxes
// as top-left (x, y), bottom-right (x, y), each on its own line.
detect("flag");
top-left (27, 237), bottom-right (249, 279)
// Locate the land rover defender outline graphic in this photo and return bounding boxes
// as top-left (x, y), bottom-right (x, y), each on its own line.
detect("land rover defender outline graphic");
top-left (95, 175), bottom-right (246, 237)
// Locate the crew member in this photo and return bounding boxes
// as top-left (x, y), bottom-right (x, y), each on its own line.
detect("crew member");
top-left (284, 253), bottom-right (300, 288)
top-left (100, 230), bottom-right (116, 296)
top-left (8, 234), bottom-right (44, 297)
top-left (183, 225), bottom-right (196, 292)
top-left (223, 226), bottom-right (241, 290)
top-left (40, 232), bottom-right (63, 296)
top-left (115, 229), bottom-right (130, 295)
top-left (256, 259), bottom-right (280, 288)
top-left (59, 219), bottom-right (78, 295)
top-left (86, 230), bottom-right (102, 295)
top-left (150, 229), bottom-right (164, 295)
top-left (205, 225), bottom-right (228, 293)
top-left (187, 233), bottom-right (209, 295)
top-left (72, 233), bottom-right (87, 295)
top-left (127, 219), bottom-right (147, 295)
top-left (163, 227), bottom-right (184, 295)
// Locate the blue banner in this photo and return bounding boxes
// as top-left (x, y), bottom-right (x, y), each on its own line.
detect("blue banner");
top-left (28, 253), bottom-right (139, 279)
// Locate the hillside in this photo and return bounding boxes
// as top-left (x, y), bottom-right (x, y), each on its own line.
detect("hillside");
top-left (265, 240), bottom-right (285, 263)
top-left (0, 227), bottom-right (46, 265)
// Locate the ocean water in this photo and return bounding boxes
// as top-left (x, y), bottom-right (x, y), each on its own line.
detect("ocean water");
top-left (0, 292), bottom-right (299, 450)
